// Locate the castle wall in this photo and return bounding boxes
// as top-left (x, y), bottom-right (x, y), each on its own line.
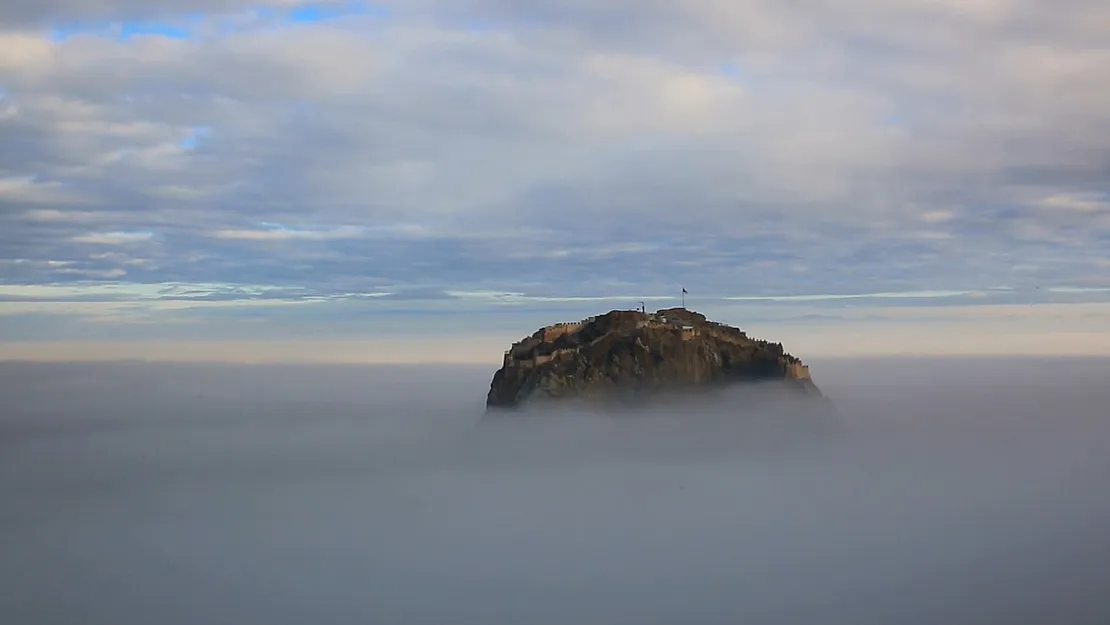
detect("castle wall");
top-left (532, 348), bottom-right (576, 367)
top-left (502, 316), bottom-right (622, 370)
top-left (542, 321), bottom-right (584, 342)
top-left (786, 362), bottom-right (811, 380)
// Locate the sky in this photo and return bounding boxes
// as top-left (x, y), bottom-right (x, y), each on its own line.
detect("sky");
top-left (1, 0), bottom-right (1110, 362)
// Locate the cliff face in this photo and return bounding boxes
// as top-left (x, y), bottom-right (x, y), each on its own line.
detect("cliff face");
top-left (486, 308), bottom-right (824, 410)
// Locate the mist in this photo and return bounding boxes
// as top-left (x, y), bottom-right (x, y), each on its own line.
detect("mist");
top-left (2, 358), bottom-right (1109, 625)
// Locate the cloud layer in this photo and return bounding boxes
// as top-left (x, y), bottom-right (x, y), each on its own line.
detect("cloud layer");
top-left (1, 0), bottom-right (1109, 351)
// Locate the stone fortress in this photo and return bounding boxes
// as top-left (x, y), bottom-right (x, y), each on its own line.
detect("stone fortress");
top-left (501, 308), bottom-right (810, 380)
top-left (487, 306), bottom-right (824, 410)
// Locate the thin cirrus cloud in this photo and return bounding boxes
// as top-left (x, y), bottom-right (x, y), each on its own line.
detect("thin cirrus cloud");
top-left (71, 231), bottom-right (156, 244)
top-left (0, 0), bottom-right (1109, 360)
top-left (211, 224), bottom-right (369, 241)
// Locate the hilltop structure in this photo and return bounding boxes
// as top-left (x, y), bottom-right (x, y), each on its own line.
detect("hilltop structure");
top-left (486, 308), bottom-right (823, 410)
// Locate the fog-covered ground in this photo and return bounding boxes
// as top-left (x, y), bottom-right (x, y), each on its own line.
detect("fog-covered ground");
top-left (2, 358), bottom-right (1109, 625)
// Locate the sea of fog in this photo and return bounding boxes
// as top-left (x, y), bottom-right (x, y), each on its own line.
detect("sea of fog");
top-left (2, 358), bottom-right (1109, 625)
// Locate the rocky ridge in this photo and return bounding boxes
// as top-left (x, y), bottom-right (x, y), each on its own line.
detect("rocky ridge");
top-left (486, 308), bottom-right (824, 411)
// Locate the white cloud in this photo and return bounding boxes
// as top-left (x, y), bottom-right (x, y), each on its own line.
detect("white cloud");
top-left (71, 231), bottom-right (155, 244)
top-left (211, 225), bottom-right (368, 240)
top-left (1047, 286), bottom-right (1110, 294)
top-left (444, 291), bottom-right (681, 305)
top-left (0, 176), bottom-right (84, 204)
top-left (1037, 193), bottom-right (1109, 213)
top-left (23, 208), bottom-right (107, 221)
top-left (54, 267), bottom-right (128, 278)
top-left (919, 210), bottom-right (955, 223)
top-left (722, 290), bottom-right (976, 303)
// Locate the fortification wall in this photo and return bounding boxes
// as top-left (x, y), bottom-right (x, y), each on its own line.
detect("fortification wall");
top-left (786, 362), bottom-right (811, 380)
top-left (542, 321), bottom-right (584, 342)
top-left (533, 348), bottom-right (576, 366)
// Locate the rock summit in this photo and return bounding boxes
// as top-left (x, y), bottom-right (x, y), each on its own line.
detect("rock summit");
top-left (486, 308), bottom-right (824, 411)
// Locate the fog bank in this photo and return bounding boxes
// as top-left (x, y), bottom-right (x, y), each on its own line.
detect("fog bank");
top-left (2, 358), bottom-right (1109, 625)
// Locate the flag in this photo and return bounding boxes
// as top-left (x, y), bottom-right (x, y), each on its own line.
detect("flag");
top-left (682, 287), bottom-right (687, 294)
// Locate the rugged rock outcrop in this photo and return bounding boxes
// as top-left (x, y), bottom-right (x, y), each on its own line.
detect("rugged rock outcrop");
top-left (486, 308), bottom-right (825, 411)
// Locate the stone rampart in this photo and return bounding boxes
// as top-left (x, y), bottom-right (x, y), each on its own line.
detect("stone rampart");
top-left (542, 321), bottom-right (584, 342)
top-left (786, 362), bottom-right (811, 380)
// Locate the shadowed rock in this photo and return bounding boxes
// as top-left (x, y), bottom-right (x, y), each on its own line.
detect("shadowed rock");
top-left (486, 308), bottom-right (827, 412)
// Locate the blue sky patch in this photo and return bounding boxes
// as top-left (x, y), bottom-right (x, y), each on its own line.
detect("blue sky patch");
top-left (290, 1), bottom-right (390, 23)
top-left (179, 127), bottom-right (211, 150)
top-left (50, 17), bottom-right (198, 41)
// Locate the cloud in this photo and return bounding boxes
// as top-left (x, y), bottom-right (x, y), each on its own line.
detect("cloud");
top-left (4, 357), bottom-right (1110, 625)
top-left (1036, 192), bottom-right (1109, 214)
top-left (0, 0), bottom-right (323, 28)
top-left (71, 231), bottom-right (155, 244)
top-left (721, 290), bottom-right (978, 303)
top-left (23, 208), bottom-right (108, 221)
top-left (54, 267), bottom-right (128, 278)
top-left (211, 224), bottom-right (368, 240)
top-left (0, 0), bottom-right (1108, 350)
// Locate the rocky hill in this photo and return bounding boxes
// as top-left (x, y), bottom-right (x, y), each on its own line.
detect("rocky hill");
top-left (486, 308), bottom-right (824, 411)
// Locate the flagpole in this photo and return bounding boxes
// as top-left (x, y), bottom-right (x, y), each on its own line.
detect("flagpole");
top-left (681, 288), bottom-right (685, 308)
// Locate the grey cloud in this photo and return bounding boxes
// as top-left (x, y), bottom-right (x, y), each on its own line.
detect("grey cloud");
top-left (0, 292), bottom-right (133, 302)
top-left (1, 1), bottom-right (1109, 308)
top-left (0, 0), bottom-right (314, 28)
